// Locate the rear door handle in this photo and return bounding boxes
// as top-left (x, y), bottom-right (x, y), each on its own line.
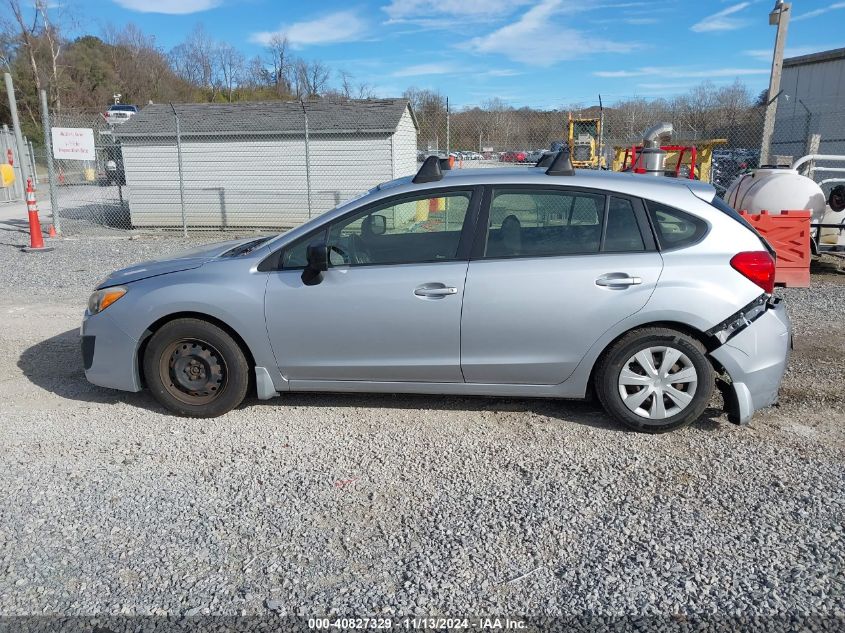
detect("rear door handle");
top-left (596, 273), bottom-right (642, 288)
top-left (414, 284), bottom-right (458, 298)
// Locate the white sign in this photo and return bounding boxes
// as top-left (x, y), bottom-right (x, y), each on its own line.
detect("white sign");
top-left (51, 127), bottom-right (96, 161)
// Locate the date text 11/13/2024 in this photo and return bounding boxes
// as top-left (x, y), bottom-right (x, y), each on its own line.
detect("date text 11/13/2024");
top-left (308, 617), bottom-right (527, 630)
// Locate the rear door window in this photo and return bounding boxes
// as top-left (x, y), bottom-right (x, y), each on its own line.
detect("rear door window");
top-left (484, 189), bottom-right (605, 258)
top-left (604, 197), bottom-right (645, 252)
top-left (645, 200), bottom-right (708, 250)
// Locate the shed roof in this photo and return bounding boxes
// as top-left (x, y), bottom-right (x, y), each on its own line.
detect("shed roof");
top-left (116, 98), bottom-right (416, 139)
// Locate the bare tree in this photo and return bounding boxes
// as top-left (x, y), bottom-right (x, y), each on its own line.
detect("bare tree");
top-left (265, 34), bottom-right (291, 97)
top-left (6, 0), bottom-right (42, 105)
top-left (295, 59), bottom-right (329, 97)
top-left (337, 70), bottom-right (375, 99)
top-left (170, 24), bottom-right (217, 99)
top-left (35, 0), bottom-right (62, 112)
top-left (217, 43), bottom-right (244, 102)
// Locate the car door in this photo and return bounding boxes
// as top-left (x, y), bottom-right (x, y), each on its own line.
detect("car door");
top-left (264, 188), bottom-right (480, 383)
top-left (460, 186), bottom-right (663, 385)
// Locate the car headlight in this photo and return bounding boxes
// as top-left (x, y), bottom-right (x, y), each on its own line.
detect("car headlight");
top-left (88, 286), bottom-right (127, 315)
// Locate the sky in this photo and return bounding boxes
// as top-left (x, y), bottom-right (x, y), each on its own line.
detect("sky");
top-left (64, 0), bottom-right (845, 108)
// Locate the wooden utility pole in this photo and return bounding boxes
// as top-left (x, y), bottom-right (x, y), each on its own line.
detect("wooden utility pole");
top-left (760, 1), bottom-right (791, 166)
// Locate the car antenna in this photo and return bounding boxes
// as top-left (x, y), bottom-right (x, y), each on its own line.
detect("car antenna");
top-left (535, 152), bottom-right (555, 168)
top-left (546, 149), bottom-right (575, 176)
top-left (413, 155), bottom-right (444, 183)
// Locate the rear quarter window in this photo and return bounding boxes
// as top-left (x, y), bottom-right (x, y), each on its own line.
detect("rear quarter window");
top-left (645, 200), bottom-right (708, 250)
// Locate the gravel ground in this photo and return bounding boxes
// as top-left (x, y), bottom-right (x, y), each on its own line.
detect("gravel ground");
top-left (0, 228), bottom-right (844, 631)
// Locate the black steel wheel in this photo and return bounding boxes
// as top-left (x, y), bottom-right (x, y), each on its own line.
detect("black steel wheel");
top-left (159, 338), bottom-right (228, 406)
top-left (144, 318), bottom-right (249, 417)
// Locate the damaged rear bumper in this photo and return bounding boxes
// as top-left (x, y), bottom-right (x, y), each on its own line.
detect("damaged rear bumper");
top-left (710, 298), bottom-right (792, 425)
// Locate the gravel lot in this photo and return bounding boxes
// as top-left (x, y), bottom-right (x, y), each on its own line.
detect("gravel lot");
top-left (1, 226), bottom-right (844, 630)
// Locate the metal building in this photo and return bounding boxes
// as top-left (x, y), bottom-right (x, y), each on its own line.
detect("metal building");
top-left (116, 99), bottom-right (418, 229)
top-left (772, 47), bottom-right (845, 160)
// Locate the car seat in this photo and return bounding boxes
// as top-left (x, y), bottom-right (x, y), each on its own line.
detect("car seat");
top-left (500, 215), bottom-right (522, 255)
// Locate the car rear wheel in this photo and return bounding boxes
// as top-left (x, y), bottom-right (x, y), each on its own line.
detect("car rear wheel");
top-left (143, 318), bottom-right (249, 417)
top-left (595, 328), bottom-right (714, 433)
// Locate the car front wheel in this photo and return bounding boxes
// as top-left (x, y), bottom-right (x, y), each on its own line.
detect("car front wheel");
top-left (143, 318), bottom-right (250, 417)
top-left (595, 328), bottom-right (714, 433)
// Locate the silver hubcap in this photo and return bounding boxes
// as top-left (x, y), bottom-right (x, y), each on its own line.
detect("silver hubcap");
top-left (618, 346), bottom-right (698, 421)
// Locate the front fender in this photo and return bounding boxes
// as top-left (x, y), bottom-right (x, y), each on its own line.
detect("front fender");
top-left (103, 263), bottom-right (282, 390)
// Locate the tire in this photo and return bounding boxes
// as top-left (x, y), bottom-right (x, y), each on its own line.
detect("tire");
top-left (143, 318), bottom-right (250, 418)
top-left (595, 327), bottom-right (714, 433)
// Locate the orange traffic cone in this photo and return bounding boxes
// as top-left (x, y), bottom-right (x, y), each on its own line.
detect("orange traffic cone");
top-left (23, 179), bottom-right (53, 253)
top-left (48, 224), bottom-right (57, 238)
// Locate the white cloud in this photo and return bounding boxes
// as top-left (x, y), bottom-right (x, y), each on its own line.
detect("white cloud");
top-left (744, 45), bottom-right (837, 61)
top-left (464, 0), bottom-right (640, 66)
top-left (112, 0), bottom-right (220, 13)
top-left (392, 63), bottom-right (455, 77)
top-left (383, 0), bottom-right (529, 21)
top-left (595, 66), bottom-right (769, 79)
top-left (690, 2), bottom-right (751, 32)
top-left (794, 2), bottom-right (845, 21)
top-left (250, 11), bottom-right (368, 48)
top-left (484, 69), bottom-right (521, 77)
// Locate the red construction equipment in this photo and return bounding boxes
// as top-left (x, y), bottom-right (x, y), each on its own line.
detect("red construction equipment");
top-left (739, 210), bottom-right (811, 288)
top-left (23, 179), bottom-right (52, 253)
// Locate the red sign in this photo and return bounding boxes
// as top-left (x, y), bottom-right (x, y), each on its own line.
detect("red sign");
top-left (6, 149), bottom-right (12, 166)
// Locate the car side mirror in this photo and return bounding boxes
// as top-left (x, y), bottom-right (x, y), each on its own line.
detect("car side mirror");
top-left (369, 214), bottom-right (387, 236)
top-left (301, 241), bottom-right (328, 286)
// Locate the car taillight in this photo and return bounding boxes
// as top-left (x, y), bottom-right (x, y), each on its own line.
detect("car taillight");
top-left (730, 251), bottom-right (775, 294)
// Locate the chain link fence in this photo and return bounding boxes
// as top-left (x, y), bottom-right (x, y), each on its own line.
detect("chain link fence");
top-left (1, 124), bottom-right (38, 204)
top-left (32, 95), bottom-right (845, 236)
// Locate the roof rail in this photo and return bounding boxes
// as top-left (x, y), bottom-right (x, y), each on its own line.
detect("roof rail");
top-left (413, 155), bottom-right (443, 183)
top-left (535, 152), bottom-right (555, 168)
top-left (546, 149), bottom-right (575, 176)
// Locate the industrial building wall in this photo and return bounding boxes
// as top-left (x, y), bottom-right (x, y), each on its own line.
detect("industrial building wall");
top-left (772, 56), bottom-right (845, 160)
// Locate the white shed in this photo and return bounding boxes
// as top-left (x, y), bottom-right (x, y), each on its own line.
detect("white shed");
top-left (116, 99), bottom-right (418, 229)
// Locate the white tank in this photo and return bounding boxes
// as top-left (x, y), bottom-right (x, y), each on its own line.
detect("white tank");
top-left (724, 167), bottom-right (827, 224)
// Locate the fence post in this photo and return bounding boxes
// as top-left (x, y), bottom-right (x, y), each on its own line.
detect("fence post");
top-left (39, 89), bottom-right (61, 235)
top-left (803, 133), bottom-right (821, 179)
top-left (0, 126), bottom-right (11, 201)
top-left (300, 99), bottom-right (313, 219)
top-left (3, 73), bottom-right (32, 197)
top-left (446, 97), bottom-right (450, 156)
top-left (170, 103), bottom-right (188, 237)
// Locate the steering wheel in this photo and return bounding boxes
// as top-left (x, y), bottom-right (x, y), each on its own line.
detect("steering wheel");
top-left (328, 244), bottom-right (350, 266)
top-left (347, 234), bottom-right (373, 264)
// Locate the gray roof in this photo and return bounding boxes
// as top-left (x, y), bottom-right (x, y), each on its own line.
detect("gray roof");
top-left (116, 98), bottom-right (416, 139)
top-left (784, 47), bottom-right (845, 68)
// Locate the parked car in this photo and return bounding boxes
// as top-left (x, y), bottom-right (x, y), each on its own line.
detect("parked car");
top-left (525, 149), bottom-right (551, 163)
top-left (82, 154), bottom-right (790, 433)
top-left (105, 104), bottom-right (138, 126)
top-left (500, 151), bottom-right (527, 163)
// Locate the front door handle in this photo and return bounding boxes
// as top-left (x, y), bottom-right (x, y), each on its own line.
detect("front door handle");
top-left (414, 284), bottom-right (458, 298)
top-left (596, 273), bottom-right (642, 288)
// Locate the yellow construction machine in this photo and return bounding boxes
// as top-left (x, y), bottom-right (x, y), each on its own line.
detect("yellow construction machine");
top-left (567, 113), bottom-right (606, 169)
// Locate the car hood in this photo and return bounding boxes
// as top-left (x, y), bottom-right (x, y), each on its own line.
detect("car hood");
top-left (97, 237), bottom-right (269, 288)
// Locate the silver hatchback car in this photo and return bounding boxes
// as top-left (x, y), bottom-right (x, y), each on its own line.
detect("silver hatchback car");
top-left (82, 153), bottom-right (791, 433)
